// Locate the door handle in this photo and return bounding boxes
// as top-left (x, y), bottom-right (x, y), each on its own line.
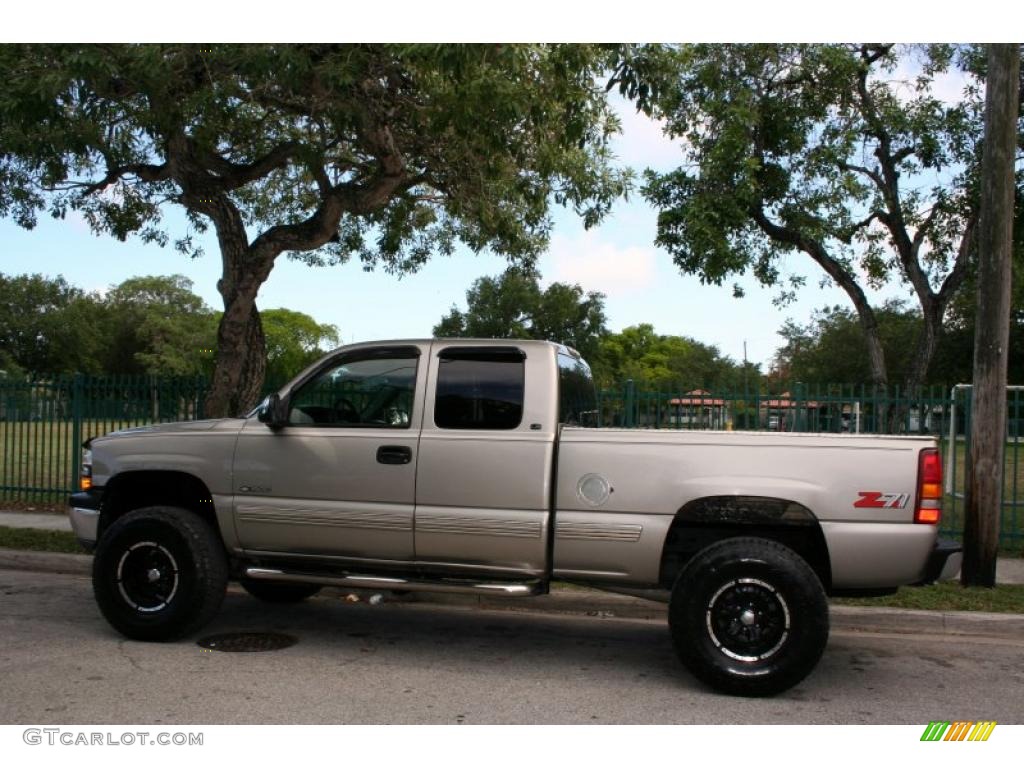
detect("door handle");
top-left (376, 445), bottom-right (413, 465)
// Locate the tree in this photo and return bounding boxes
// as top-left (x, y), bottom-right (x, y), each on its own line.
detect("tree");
top-left (595, 324), bottom-right (749, 392)
top-left (0, 44), bottom-right (627, 416)
top-left (773, 301), bottom-right (936, 386)
top-left (962, 44), bottom-right (1021, 588)
top-left (262, 308), bottom-right (340, 386)
top-left (434, 268), bottom-right (609, 363)
top-left (639, 44), bottom-right (987, 399)
top-left (102, 274), bottom-right (218, 376)
top-left (0, 272), bottom-right (106, 374)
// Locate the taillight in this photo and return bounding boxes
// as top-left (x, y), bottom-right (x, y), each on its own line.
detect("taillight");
top-left (915, 448), bottom-right (942, 524)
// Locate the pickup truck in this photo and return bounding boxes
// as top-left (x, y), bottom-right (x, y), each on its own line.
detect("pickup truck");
top-left (69, 338), bottom-right (961, 696)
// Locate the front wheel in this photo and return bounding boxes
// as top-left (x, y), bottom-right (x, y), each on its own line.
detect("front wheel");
top-left (669, 537), bottom-right (829, 697)
top-left (92, 506), bottom-right (228, 642)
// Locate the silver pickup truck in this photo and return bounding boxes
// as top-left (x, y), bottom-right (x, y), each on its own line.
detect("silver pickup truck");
top-left (69, 338), bottom-right (961, 696)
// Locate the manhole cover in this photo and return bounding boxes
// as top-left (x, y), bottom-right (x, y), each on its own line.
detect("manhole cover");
top-left (196, 632), bottom-right (298, 653)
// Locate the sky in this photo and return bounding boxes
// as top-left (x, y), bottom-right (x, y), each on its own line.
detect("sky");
top-left (0, 4), bottom-right (1005, 370)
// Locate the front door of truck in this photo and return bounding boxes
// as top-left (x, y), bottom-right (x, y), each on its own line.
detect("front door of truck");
top-left (232, 345), bottom-right (426, 561)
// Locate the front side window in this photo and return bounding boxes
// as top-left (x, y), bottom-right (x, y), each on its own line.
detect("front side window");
top-left (434, 349), bottom-right (524, 430)
top-left (288, 351), bottom-right (418, 427)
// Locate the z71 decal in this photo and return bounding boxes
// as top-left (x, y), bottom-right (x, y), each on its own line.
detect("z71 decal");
top-left (854, 491), bottom-right (910, 509)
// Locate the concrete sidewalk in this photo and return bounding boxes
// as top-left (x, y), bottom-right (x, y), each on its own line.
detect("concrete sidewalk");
top-left (4, 508), bottom-right (1022, 584)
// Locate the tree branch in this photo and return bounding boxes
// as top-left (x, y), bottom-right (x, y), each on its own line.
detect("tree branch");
top-left (749, 199), bottom-right (889, 384)
top-left (936, 213), bottom-right (977, 306)
top-left (197, 142), bottom-right (300, 190)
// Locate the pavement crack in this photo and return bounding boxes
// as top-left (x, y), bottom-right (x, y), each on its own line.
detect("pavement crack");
top-left (117, 640), bottom-right (144, 672)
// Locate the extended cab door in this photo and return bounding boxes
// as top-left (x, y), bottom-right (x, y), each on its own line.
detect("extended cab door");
top-left (413, 343), bottom-right (557, 576)
top-left (232, 344), bottom-right (426, 561)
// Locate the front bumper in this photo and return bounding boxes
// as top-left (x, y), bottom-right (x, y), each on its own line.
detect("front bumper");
top-left (917, 537), bottom-right (963, 585)
top-left (67, 489), bottom-right (103, 552)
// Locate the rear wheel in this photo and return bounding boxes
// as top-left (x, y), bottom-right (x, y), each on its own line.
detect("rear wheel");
top-left (669, 537), bottom-right (829, 697)
top-left (239, 579), bottom-right (322, 603)
top-left (92, 506), bottom-right (228, 642)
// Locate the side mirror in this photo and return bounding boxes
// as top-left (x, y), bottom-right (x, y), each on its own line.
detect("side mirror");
top-left (257, 393), bottom-right (288, 429)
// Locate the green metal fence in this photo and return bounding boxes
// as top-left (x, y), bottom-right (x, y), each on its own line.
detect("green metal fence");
top-left (1, 374), bottom-right (208, 505)
top-left (1, 373), bottom-right (1020, 545)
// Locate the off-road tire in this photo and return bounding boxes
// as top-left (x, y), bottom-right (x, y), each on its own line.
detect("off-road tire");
top-left (239, 579), bottom-right (322, 603)
top-left (92, 506), bottom-right (228, 642)
top-left (669, 537), bottom-right (829, 697)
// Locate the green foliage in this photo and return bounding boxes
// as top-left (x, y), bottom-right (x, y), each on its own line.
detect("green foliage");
top-left (262, 308), bottom-right (340, 385)
top-left (773, 299), bottom-right (1024, 387)
top-left (595, 324), bottom-right (756, 392)
top-left (644, 44), bottom-right (980, 288)
top-left (0, 271), bottom-right (340, 381)
top-left (774, 302), bottom-right (926, 385)
top-left (0, 44), bottom-right (631, 414)
top-left (637, 44), bottom-right (1002, 389)
top-left (434, 268), bottom-right (608, 363)
top-left (0, 273), bottom-right (106, 374)
top-left (0, 44), bottom-right (628, 271)
top-left (101, 275), bottom-right (218, 376)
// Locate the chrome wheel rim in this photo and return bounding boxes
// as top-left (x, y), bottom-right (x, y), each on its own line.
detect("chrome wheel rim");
top-left (115, 541), bottom-right (180, 613)
top-left (705, 577), bottom-right (791, 662)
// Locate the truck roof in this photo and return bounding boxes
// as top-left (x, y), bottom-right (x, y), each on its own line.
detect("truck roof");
top-left (325, 338), bottom-right (579, 357)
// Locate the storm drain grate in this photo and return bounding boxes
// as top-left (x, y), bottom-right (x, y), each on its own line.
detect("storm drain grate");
top-left (197, 632), bottom-right (298, 652)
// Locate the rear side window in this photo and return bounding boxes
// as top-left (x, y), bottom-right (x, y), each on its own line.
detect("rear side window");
top-left (558, 352), bottom-right (598, 426)
top-left (434, 349), bottom-right (525, 430)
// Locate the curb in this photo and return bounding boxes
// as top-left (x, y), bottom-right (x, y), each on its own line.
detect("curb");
top-left (3, 547), bottom-right (1022, 638)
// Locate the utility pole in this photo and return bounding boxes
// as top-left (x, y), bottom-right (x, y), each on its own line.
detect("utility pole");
top-left (962, 44), bottom-right (1020, 587)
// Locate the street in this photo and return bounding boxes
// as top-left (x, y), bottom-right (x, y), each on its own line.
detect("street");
top-left (1, 569), bottom-right (1021, 725)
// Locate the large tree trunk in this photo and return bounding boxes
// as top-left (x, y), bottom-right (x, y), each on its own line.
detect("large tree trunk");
top-left (895, 299), bottom-right (945, 433)
top-left (204, 252), bottom-right (271, 418)
top-left (962, 43), bottom-right (1020, 587)
top-left (206, 301), bottom-right (266, 418)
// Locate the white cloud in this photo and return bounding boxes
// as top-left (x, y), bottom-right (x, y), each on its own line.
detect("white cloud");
top-left (540, 231), bottom-right (658, 298)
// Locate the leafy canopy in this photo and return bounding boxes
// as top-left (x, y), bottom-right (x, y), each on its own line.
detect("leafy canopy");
top-left (596, 324), bottom-right (754, 392)
top-left (642, 44), bottom-right (981, 300)
top-left (0, 44), bottom-right (629, 272)
top-left (434, 268), bottom-right (609, 364)
top-left (262, 308), bottom-right (340, 386)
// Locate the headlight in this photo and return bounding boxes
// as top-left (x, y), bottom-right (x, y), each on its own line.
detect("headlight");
top-left (80, 447), bottom-right (93, 491)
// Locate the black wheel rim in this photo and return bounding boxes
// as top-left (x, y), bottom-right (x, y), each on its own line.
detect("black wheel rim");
top-left (705, 577), bottom-right (790, 662)
top-left (116, 541), bottom-right (180, 613)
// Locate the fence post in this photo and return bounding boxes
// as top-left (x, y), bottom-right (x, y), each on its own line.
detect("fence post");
top-left (624, 379), bottom-right (635, 428)
top-left (70, 373), bottom-right (83, 495)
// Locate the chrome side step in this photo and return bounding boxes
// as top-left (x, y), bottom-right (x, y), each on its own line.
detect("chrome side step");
top-left (243, 567), bottom-right (544, 597)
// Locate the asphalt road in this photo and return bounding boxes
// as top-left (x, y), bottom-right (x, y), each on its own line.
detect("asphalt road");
top-left (1, 569), bottom-right (1022, 725)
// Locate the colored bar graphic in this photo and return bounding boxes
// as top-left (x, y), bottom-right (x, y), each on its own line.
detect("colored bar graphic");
top-left (920, 720), bottom-right (996, 742)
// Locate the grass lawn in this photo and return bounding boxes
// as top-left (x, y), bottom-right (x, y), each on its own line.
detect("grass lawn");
top-left (0, 525), bottom-right (84, 554)
top-left (939, 438), bottom-right (1024, 543)
top-left (833, 582), bottom-right (1024, 614)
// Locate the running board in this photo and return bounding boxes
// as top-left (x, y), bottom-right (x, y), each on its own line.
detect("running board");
top-left (243, 567), bottom-right (544, 597)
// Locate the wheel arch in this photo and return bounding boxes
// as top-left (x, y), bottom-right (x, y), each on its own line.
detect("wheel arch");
top-left (658, 495), bottom-right (832, 592)
top-left (98, 470), bottom-right (224, 546)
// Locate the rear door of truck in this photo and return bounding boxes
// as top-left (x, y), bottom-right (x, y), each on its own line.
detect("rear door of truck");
top-left (413, 342), bottom-right (557, 576)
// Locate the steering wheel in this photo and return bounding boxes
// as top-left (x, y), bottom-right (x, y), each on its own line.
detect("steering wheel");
top-left (332, 397), bottom-right (361, 424)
